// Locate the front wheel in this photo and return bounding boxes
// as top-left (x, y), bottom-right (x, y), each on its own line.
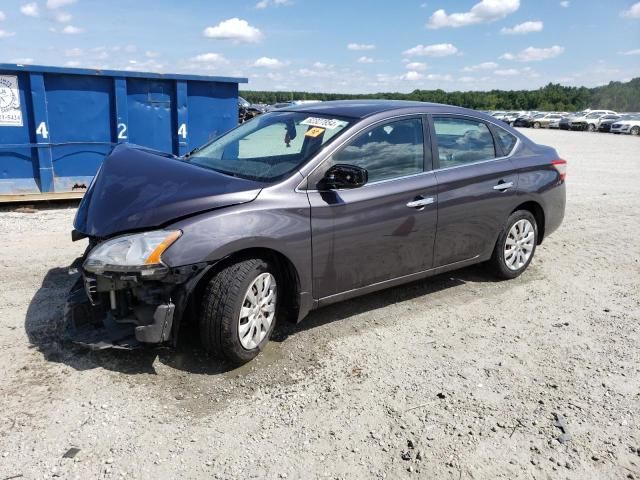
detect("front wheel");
top-left (200, 259), bottom-right (278, 365)
top-left (587, 123), bottom-right (597, 132)
top-left (488, 211), bottom-right (538, 280)
top-left (533, 122), bottom-right (541, 129)
top-left (630, 126), bottom-right (640, 136)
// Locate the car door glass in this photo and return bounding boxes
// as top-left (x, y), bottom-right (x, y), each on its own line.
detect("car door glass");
top-left (433, 117), bottom-right (496, 168)
top-left (329, 118), bottom-right (425, 183)
top-left (494, 128), bottom-right (518, 155)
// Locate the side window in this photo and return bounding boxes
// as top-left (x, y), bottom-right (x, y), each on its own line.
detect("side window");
top-left (329, 118), bottom-right (425, 183)
top-left (494, 128), bottom-right (518, 156)
top-left (433, 117), bottom-right (496, 168)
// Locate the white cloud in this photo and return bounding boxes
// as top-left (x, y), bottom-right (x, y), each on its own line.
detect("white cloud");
top-left (459, 76), bottom-right (475, 82)
top-left (0, 29), bottom-right (15, 38)
top-left (622, 2), bottom-right (640, 17)
top-left (501, 45), bottom-right (564, 61)
top-left (357, 56), bottom-right (374, 64)
top-left (203, 18), bottom-right (263, 43)
top-left (62, 25), bottom-right (84, 34)
top-left (47, 0), bottom-right (76, 8)
top-left (501, 20), bottom-right (543, 35)
top-left (494, 68), bottom-right (520, 76)
top-left (253, 56), bottom-right (287, 68)
top-left (145, 51), bottom-right (159, 58)
top-left (403, 43), bottom-right (458, 57)
top-left (427, 0), bottom-right (520, 29)
top-left (495, 66), bottom-right (537, 76)
top-left (20, 3), bottom-right (39, 17)
top-left (54, 11), bottom-right (72, 22)
top-left (0, 11), bottom-right (5, 21)
top-left (312, 62), bottom-right (327, 69)
top-left (560, 1), bottom-right (570, 7)
top-left (11, 57), bottom-right (34, 63)
top-left (620, 48), bottom-right (640, 55)
top-left (402, 71), bottom-right (424, 81)
top-left (64, 47), bottom-right (83, 57)
top-left (347, 43), bottom-right (375, 51)
top-left (405, 62), bottom-right (427, 71)
top-left (190, 52), bottom-right (229, 64)
top-left (256, 0), bottom-right (290, 8)
top-left (65, 60), bottom-right (81, 67)
top-left (463, 61), bottom-right (499, 71)
top-left (426, 73), bottom-right (453, 81)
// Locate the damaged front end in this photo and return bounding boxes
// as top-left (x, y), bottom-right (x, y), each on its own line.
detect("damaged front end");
top-left (64, 231), bottom-right (207, 350)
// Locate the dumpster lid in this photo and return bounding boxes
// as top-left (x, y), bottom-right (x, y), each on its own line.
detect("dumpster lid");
top-left (0, 63), bottom-right (248, 84)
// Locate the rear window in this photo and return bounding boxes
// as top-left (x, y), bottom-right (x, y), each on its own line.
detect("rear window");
top-left (494, 128), bottom-right (518, 156)
top-left (433, 117), bottom-right (496, 168)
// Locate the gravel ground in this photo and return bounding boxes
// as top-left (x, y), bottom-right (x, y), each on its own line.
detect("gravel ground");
top-left (0, 129), bottom-right (638, 479)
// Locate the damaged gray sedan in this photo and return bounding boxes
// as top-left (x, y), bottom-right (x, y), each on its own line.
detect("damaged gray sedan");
top-left (65, 101), bottom-right (566, 364)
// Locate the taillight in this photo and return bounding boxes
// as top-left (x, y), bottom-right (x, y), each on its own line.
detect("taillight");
top-left (552, 159), bottom-right (567, 182)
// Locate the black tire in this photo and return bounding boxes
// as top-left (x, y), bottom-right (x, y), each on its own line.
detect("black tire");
top-left (488, 210), bottom-right (538, 280)
top-left (630, 126), bottom-right (640, 136)
top-left (533, 122), bottom-right (541, 129)
top-left (199, 258), bottom-right (278, 365)
top-left (587, 123), bottom-right (596, 132)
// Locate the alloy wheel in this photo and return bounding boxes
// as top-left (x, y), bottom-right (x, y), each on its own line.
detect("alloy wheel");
top-left (504, 219), bottom-right (535, 271)
top-left (238, 273), bottom-right (277, 350)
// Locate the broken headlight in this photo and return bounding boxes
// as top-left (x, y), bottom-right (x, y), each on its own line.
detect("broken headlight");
top-left (83, 230), bottom-right (181, 274)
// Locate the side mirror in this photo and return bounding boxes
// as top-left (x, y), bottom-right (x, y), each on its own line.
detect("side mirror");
top-left (320, 164), bottom-right (368, 190)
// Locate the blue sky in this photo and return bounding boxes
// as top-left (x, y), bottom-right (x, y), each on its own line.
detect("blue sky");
top-left (0, 0), bottom-right (638, 92)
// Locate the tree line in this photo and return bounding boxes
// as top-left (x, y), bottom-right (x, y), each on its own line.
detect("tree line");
top-left (241, 78), bottom-right (640, 112)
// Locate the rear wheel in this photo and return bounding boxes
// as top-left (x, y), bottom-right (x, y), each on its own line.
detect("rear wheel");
top-left (200, 259), bottom-right (278, 365)
top-left (587, 123), bottom-right (597, 132)
top-left (630, 126), bottom-right (640, 136)
top-left (533, 122), bottom-right (541, 129)
top-left (488, 211), bottom-right (538, 280)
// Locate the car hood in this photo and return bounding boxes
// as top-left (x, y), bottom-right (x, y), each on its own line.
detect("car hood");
top-left (74, 144), bottom-right (263, 238)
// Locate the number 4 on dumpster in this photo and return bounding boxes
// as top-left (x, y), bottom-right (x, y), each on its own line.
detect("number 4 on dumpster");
top-left (36, 121), bottom-right (49, 140)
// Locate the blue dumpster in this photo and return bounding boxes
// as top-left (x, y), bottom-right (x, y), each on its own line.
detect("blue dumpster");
top-left (0, 64), bottom-right (247, 201)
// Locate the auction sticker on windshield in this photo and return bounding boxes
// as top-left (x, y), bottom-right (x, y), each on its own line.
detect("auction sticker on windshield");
top-left (301, 117), bottom-right (346, 130)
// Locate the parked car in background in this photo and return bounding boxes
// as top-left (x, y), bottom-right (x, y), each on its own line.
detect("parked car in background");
top-left (266, 102), bottom-right (296, 112)
top-left (513, 112), bottom-right (539, 127)
top-left (568, 110), bottom-right (617, 131)
top-left (238, 96), bottom-right (267, 123)
top-left (570, 111), bottom-right (618, 131)
top-left (559, 111), bottom-right (587, 130)
top-left (65, 100), bottom-right (566, 364)
top-left (597, 115), bottom-right (621, 132)
top-left (500, 112), bottom-right (523, 125)
top-left (610, 114), bottom-right (640, 135)
top-left (491, 111), bottom-right (508, 121)
top-left (529, 113), bottom-right (565, 129)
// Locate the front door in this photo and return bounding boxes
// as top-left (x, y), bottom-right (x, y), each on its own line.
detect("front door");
top-left (306, 117), bottom-right (438, 299)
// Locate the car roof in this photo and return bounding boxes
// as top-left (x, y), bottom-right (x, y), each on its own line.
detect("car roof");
top-left (279, 99), bottom-right (470, 119)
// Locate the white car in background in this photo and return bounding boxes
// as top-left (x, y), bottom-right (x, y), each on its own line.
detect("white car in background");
top-left (569, 110), bottom-right (617, 131)
top-left (610, 114), bottom-right (640, 135)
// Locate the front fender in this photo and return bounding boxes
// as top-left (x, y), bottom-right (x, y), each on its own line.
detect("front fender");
top-left (162, 193), bottom-right (312, 304)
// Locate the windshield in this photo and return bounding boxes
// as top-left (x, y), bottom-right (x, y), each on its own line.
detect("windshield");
top-left (187, 112), bottom-right (351, 182)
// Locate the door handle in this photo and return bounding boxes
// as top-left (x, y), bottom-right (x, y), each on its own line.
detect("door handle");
top-left (406, 196), bottom-right (434, 208)
top-left (493, 181), bottom-right (514, 191)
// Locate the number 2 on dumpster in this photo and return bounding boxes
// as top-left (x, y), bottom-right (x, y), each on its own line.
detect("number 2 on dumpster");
top-left (117, 123), bottom-right (128, 140)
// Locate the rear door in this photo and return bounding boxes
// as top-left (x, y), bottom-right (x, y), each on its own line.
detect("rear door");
top-left (307, 116), bottom-right (438, 299)
top-left (430, 115), bottom-right (519, 267)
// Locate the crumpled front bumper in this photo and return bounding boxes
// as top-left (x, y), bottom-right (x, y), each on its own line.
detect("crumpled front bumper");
top-left (63, 259), bottom-right (208, 350)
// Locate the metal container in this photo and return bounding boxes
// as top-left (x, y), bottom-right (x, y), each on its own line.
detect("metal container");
top-left (0, 64), bottom-right (247, 201)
